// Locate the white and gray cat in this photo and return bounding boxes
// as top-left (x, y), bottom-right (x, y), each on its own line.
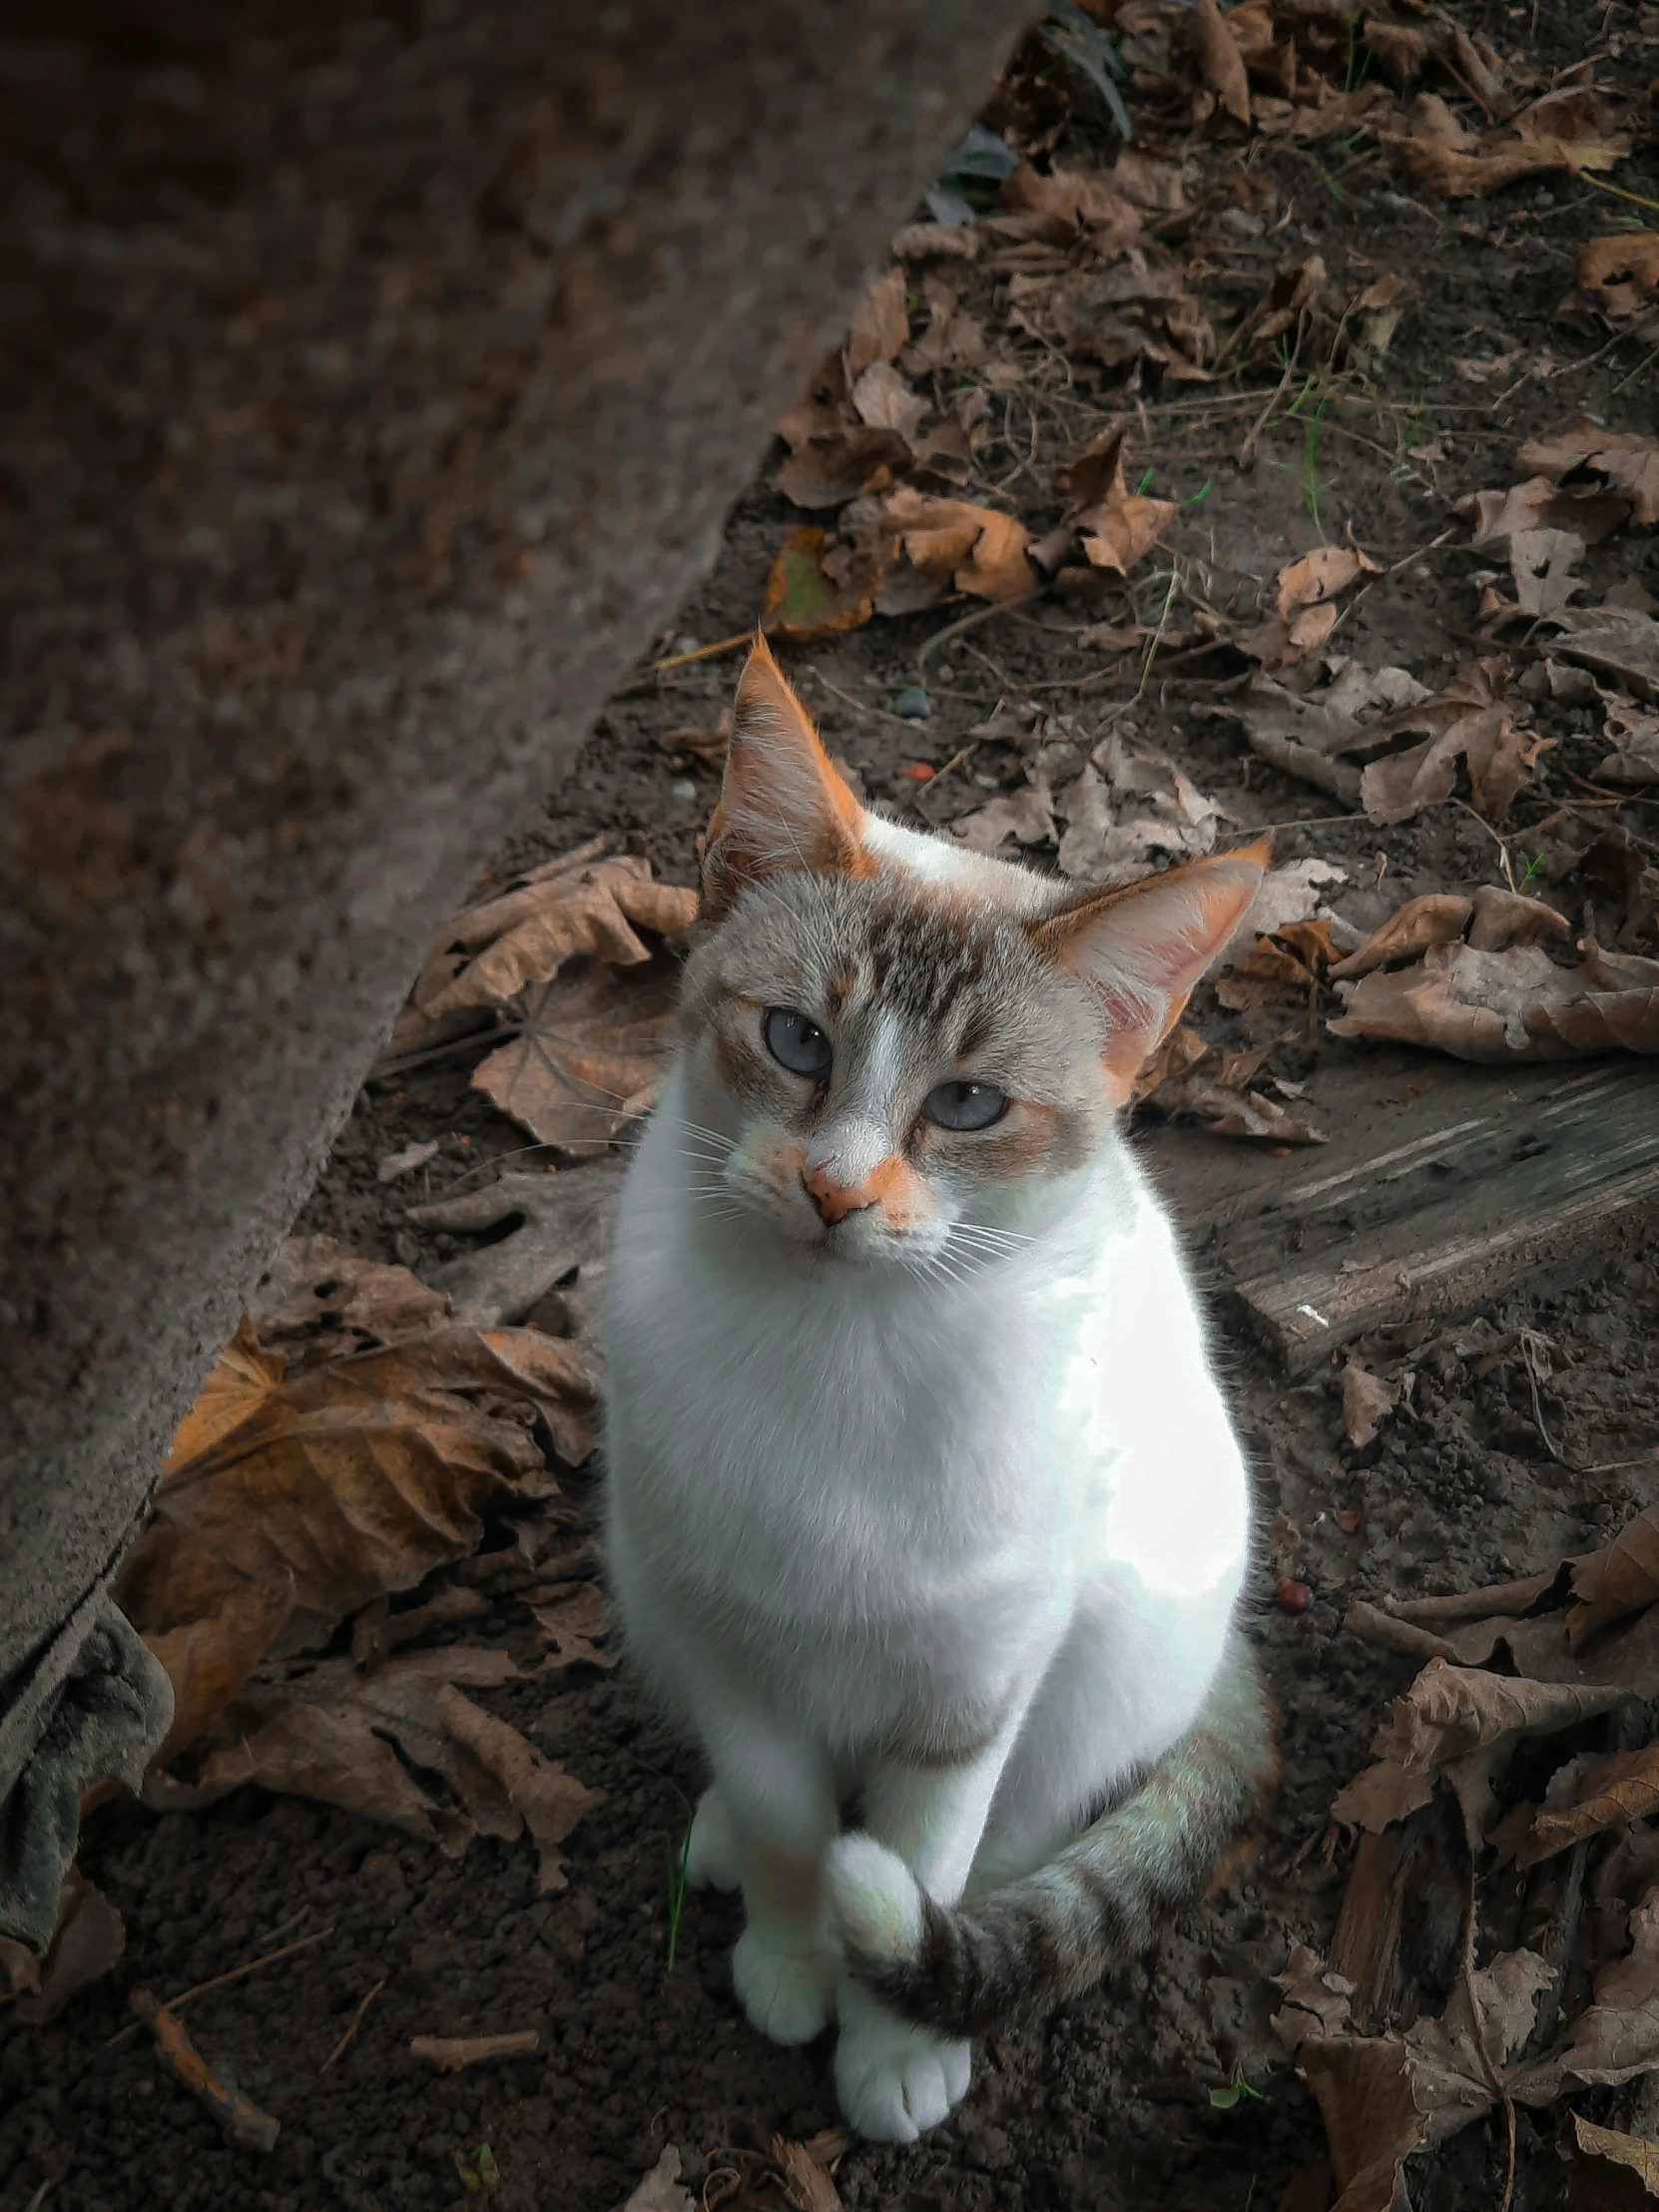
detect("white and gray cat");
top-left (604, 640), bottom-right (1278, 2142)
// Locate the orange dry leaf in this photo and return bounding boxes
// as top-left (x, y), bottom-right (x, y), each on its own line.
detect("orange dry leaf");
top-left (1568, 1502), bottom-right (1659, 1649)
top-left (842, 265), bottom-right (910, 379)
top-left (1330, 931), bottom-right (1659, 1062)
top-left (1191, 0), bottom-right (1251, 123)
top-left (1515, 1742), bottom-right (1659, 1869)
top-left (1518, 421), bottom-right (1659, 530)
top-left (1391, 85), bottom-right (1633, 196)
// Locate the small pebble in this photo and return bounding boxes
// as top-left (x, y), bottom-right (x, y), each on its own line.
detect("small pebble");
top-left (891, 686), bottom-right (930, 720)
top-left (1276, 1576), bottom-right (1313, 1614)
top-left (669, 778), bottom-right (698, 804)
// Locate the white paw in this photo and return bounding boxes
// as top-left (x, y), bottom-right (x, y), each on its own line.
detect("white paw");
top-left (732, 1925), bottom-right (835, 2045)
top-left (684, 1784), bottom-right (742, 1892)
top-left (834, 1975), bottom-right (972, 2143)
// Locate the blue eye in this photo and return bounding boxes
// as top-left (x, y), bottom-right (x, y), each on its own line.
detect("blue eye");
top-left (924, 1081), bottom-right (1008, 1132)
top-left (765, 1007), bottom-right (832, 1078)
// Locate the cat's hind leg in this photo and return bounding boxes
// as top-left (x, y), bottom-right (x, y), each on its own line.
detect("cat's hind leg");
top-left (684, 1783), bottom-right (742, 1892)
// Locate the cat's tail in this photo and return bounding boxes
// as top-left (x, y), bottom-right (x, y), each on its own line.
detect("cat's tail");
top-left (826, 1638), bottom-right (1278, 2038)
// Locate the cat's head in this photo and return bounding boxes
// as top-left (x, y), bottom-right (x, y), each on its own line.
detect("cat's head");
top-left (674, 639), bottom-right (1266, 1271)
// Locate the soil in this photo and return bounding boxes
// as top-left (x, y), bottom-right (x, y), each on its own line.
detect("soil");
top-left (5, 2), bottom-right (1658, 2207)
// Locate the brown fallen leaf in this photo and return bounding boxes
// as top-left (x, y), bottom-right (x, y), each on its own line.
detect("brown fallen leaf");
top-left (949, 776), bottom-right (1058, 855)
top-left (433, 1685), bottom-right (603, 1892)
top-left (1068, 428), bottom-right (1177, 584)
top-left (249, 1236), bottom-right (449, 1369)
top-left (622, 2147), bottom-right (698, 2212)
top-left (1329, 1758), bottom-right (1434, 1835)
top-left (1507, 1890), bottom-right (1659, 2099)
top-left (409, 2029), bottom-right (540, 2073)
top-left (1192, 0), bottom-right (1251, 124)
top-left (899, 277), bottom-right (987, 377)
top-left (472, 953), bottom-right (681, 1155)
top-left (4, 1871), bottom-right (126, 2025)
top-left (1597, 698), bottom-right (1659, 784)
top-left (412, 849), bottom-right (696, 1027)
top-left (1572, 2113), bottom-right (1659, 2192)
top-left (771, 2133), bottom-right (848, 2212)
top-left (413, 1164), bottom-right (622, 1334)
top-left (1215, 918), bottom-right (1344, 1011)
top-left (1518, 422), bottom-right (1659, 530)
top-left (1277, 546), bottom-right (1375, 623)
top-left (1545, 607), bottom-right (1659, 702)
top-left (1568, 233), bottom-right (1659, 323)
top-left (1055, 737), bottom-right (1223, 885)
top-left (1371, 1658), bottom-right (1628, 1775)
top-left (1390, 85), bottom-right (1633, 197)
top-left (1569, 1504), bottom-right (1659, 1651)
top-left (842, 266), bottom-right (910, 379)
top-left (877, 487), bottom-right (1036, 606)
top-left (1330, 895), bottom-right (1473, 980)
top-left (993, 162), bottom-right (1145, 249)
top-left (530, 1582), bottom-right (617, 1672)
top-left (1516, 1742), bottom-right (1659, 1870)
top-left (763, 526), bottom-right (877, 645)
top-left (1330, 933), bottom-right (1659, 1062)
top-left (1342, 1364), bottom-right (1396, 1449)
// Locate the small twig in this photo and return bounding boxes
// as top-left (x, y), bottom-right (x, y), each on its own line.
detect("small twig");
top-left (107, 1923), bottom-right (332, 2046)
top-left (805, 668), bottom-right (933, 732)
top-left (1237, 352), bottom-right (1300, 471)
top-left (613, 631), bottom-right (753, 696)
top-left (410, 2029), bottom-right (540, 2072)
top-left (366, 1022), bottom-right (520, 1085)
top-left (915, 591), bottom-right (1044, 676)
top-left (1383, 526), bottom-right (1455, 577)
top-left (1580, 172), bottom-right (1659, 217)
top-left (321, 1977), bottom-right (386, 2073)
top-left (133, 1991), bottom-right (280, 2153)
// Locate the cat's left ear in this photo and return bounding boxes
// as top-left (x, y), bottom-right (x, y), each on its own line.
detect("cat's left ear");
top-left (701, 636), bottom-right (869, 919)
top-left (1028, 839), bottom-right (1271, 1105)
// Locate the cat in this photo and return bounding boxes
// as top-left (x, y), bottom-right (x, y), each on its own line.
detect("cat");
top-left (603, 637), bottom-right (1279, 2144)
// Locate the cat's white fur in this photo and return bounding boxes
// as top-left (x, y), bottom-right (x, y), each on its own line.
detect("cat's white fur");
top-left (604, 809), bottom-right (1252, 2143)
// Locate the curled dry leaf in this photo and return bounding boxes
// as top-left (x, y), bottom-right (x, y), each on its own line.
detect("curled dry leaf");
top-left (3, 1871), bottom-right (126, 2025)
top-left (433, 1683), bottom-right (603, 1892)
top-left (1191, 0), bottom-right (1251, 124)
top-left (1330, 933), bottom-right (1659, 1062)
top-left (1516, 1742), bottom-right (1659, 1869)
top-left (1572, 2114), bottom-right (1659, 2191)
top-left (842, 265), bottom-right (910, 379)
top-left (1568, 1503), bottom-right (1659, 1650)
top-left (530, 1582), bottom-right (617, 1672)
top-left (763, 527), bottom-right (877, 645)
top-left (414, 850), bottom-right (696, 1027)
top-left (1389, 85), bottom-right (1633, 197)
top-left (878, 487), bottom-right (1036, 605)
top-left (1370, 1658), bottom-right (1627, 1775)
top-left (1056, 736), bottom-right (1223, 885)
top-left (1330, 895), bottom-right (1472, 980)
top-left (949, 775), bottom-right (1058, 855)
top-left (1597, 698), bottom-right (1659, 784)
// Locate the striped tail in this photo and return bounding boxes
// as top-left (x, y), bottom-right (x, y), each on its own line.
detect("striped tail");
top-left (826, 1638), bottom-right (1279, 2038)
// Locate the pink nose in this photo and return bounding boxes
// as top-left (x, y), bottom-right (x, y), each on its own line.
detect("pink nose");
top-left (803, 1165), bottom-right (874, 1225)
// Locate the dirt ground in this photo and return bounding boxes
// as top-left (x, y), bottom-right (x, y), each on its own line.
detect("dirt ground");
top-left (5, 1), bottom-right (1659, 2206)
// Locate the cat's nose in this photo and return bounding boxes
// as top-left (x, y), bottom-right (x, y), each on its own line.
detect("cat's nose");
top-left (803, 1164), bottom-right (875, 1225)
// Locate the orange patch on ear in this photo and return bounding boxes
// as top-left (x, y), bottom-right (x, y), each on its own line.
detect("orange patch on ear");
top-left (703, 635), bottom-right (872, 916)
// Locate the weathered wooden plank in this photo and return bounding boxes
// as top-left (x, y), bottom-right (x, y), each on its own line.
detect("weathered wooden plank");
top-left (1144, 1058), bottom-right (1659, 1372)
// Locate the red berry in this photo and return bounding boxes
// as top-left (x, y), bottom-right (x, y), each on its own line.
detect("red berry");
top-left (1276, 1576), bottom-right (1313, 1614)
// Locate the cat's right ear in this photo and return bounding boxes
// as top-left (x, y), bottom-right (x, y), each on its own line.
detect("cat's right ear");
top-left (1028, 839), bottom-right (1270, 1106)
top-left (701, 636), bottom-right (870, 919)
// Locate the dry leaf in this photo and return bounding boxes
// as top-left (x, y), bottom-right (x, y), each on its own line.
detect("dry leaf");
top-left (1546, 607), bottom-right (1659, 701)
top-left (1056, 736), bottom-right (1223, 885)
top-left (1391, 86), bottom-right (1633, 197)
top-left (1330, 934), bottom-right (1659, 1061)
top-left (249, 1237), bottom-right (449, 1368)
top-left (1518, 422), bottom-right (1659, 529)
top-left (472, 954), bottom-right (681, 1155)
top-left (1371, 1658), bottom-right (1627, 1774)
top-left (1192, 0), bottom-right (1252, 123)
top-left (413, 1165), bottom-right (622, 1334)
top-left (415, 851), bottom-right (695, 1025)
top-left (1597, 700), bottom-right (1659, 784)
top-left (1277, 546), bottom-right (1374, 622)
top-left (1570, 233), bottom-right (1659, 322)
top-left (763, 526), bottom-right (877, 644)
top-left (1517, 1742), bottom-right (1659, 1869)
top-left (1569, 1505), bottom-right (1659, 1650)
top-left (1572, 2114), bottom-right (1659, 2191)
top-left (622, 2148), bottom-right (698, 2212)
top-left (6, 1872), bottom-right (126, 2025)
top-left (878, 488), bottom-right (1035, 605)
top-left (843, 266), bottom-right (910, 379)
top-left (125, 1319), bottom-right (593, 1756)
top-left (771, 2134), bottom-right (848, 2212)
top-left (1331, 896), bottom-right (1473, 980)
top-left (1342, 1364), bottom-right (1396, 1448)
top-left (1329, 1760), bottom-right (1434, 1835)
top-left (434, 1683), bottom-right (603, 1891)
top-left (949, 778), bottom-right (1057, 854)
top-left (529, 1583), bottom-right (617, 1671)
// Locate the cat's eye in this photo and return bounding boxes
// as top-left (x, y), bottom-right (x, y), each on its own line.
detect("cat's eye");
top-left (764, 1007), bottom-right (832, 1079)
top-left (923, 1080), bottom-right (1008, 1132)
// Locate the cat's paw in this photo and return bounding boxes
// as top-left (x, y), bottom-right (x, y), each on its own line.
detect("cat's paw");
top-left (833, 1977), bottom-right (972, 2143)
top-left (732, 1926), bottom-right (835, 2045)
top-left (684, 1785), bottom-right (742, 1892)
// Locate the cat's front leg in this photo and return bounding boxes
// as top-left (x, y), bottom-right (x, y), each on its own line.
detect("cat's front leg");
top-left (828, 1743), bottom-right (1017, 2140)
top-left (701, 1706), bottom-right (839, 2046)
